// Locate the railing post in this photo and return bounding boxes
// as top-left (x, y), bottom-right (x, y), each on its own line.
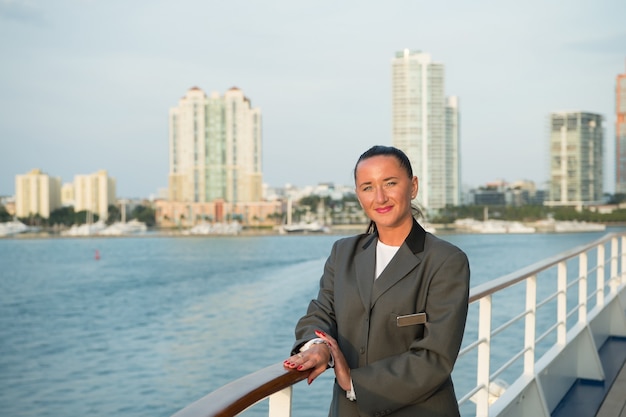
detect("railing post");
top-left (578, 252), bottom-right (588, 324)
top-left (557, 261), bottom-right (567, 345)
top-left (524, 275), bottom-right (537, 375)
top-left (476, 295), bottom-right (492, 417)
top-left (597, 244), bottom-right (605, 307)
top-left (621, 236), bottom-right (626, 286)
top-left (268, 387), bottom-right (293, 417)
top-left (610, 237), bottom-right (618, 295)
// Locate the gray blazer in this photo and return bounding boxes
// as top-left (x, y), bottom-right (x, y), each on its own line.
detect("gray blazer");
top-left (292, 219), bottom-right (470, 417)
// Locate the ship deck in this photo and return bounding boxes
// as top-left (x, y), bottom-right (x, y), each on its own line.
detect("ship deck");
top-left (553, 336), bottom-right (626, 417)
top-left (598, 358), bottom-right (626, 417)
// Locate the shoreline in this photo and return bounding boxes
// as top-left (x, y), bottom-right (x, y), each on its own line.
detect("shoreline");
top-left (3, 221), bottom-right (625, 240)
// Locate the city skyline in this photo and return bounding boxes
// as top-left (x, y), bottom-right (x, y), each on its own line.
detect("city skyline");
top-left (1, 1), bottom-right (625, 199)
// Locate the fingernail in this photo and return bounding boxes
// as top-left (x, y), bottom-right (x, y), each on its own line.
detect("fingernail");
top-left (315, 330), bottom-right (326, 336)
top-left (297, 365), bottom-right (303, 370)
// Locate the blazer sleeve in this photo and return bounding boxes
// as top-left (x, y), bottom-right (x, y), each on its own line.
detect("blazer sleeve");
top-left (352, 245), bottom-right (470, 415)
top-left (291, 240), bottom-right (341, 354)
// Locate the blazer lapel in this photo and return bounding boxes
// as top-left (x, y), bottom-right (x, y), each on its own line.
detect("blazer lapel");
top-left (371, 219), bottom-right (426, 306)
top-left (371, 245), bottom-right (420, 304)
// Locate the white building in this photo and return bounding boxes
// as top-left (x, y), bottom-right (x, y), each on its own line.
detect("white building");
top-left (546, 111), bottom-right (604, 206)
top-left (168, 86), bottom-right (262, 204)
top-left (391, 49), bottom-right (461, 212)
top-left (15, 169), bottom-right (62, 219)
top-left (73, 170), bottom-right (116, 220)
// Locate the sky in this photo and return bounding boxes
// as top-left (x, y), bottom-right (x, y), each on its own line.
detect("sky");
top-left (1, 0), bottom-right (625, 199)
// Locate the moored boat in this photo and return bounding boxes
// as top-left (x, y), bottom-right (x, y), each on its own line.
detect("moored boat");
top-left (98, 219), bottom-right (148, 236)
top-left (280, 220), bottom-right (330, 234)
top-left (186, 221), bottom-right (242, 235)
top-left (0, 220), bottom-right (30, 237)
top-left (61, 220), bottom-right (108, 236)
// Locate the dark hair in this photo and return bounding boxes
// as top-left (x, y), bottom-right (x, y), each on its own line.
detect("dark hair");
top-left (353, 145), bottom-right (413, 182)
top-left (354, 145), bottom-right (422, 234)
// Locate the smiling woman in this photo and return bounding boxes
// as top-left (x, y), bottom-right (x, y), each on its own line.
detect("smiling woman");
top-left (285, 145), bottom-right (470, 417)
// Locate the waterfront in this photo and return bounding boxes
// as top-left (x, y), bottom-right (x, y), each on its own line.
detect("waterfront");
top-left (1, 229), bottom-right (624, 417)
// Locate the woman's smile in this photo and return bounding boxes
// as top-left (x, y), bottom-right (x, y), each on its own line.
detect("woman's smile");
top-left (375, 205), bottom-right (393, 214)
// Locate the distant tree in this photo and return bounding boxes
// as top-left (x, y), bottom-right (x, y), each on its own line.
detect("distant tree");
top-left (49, 206), bottom-right (76, 226)
top-left (74, 210), bottom-right (99, 225)
top-left (267, 212), bottom-right (284, 225)
top-left (0, 205), bottom-right (11, 222)
top-left (107, 204), bottom-right (121, 224)
top-left (130, 205), bottom-right (155, 227)
top-left (299, 195), bottom-right (321, 211)
top-left (17, 213), bottom-right (45, 226)
top-left (342, 193), bottom-right (359, 203)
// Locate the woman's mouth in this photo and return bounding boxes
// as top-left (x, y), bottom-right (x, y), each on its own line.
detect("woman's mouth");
top-left (375, 206), bottom-right (393, 214)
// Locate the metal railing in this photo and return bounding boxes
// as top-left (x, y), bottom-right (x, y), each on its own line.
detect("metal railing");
top-left (170, 232), bottom-right (626, 417)
top-left (457, 232), bottom-right (626, 416)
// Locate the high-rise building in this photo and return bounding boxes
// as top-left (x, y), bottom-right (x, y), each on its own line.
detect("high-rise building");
top-left (61, 183), bottom-right (75, 206)
top-left (391, 49), bottom-right (460, 212)
top-left (445, 96), bottom-right (461, 205)
top-left (168, 86), bottom-right (262, 204)
top-left (73, 170), bottom-right (116, 220)
top-left (15, 169), bottom-right (62, 219)
top-left (547, 112), bottom-right (604, 206)
top-left (616, 65), bottom-right (626, 194)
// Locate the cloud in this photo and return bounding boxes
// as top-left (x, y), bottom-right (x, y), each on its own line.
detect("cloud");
top-left (566, 31), bottom-right (626, 55)
top-left (0, 0), bottom-right (44, 24)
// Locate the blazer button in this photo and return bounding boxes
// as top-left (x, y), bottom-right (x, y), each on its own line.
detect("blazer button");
top-left (360, 347), bottom-right (365, 354)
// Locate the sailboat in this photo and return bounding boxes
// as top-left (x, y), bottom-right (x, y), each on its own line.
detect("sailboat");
top-left (279, 197), bottom-right (330, 234)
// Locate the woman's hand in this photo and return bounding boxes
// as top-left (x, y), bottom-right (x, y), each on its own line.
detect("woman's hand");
top-left (314, 330), bottom-right (351, 392)
top-left (283, 340), bottom-right (331, 385)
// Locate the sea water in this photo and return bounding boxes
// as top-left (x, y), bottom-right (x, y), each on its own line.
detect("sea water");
top-left (0, 228), bottom-right (622, 417)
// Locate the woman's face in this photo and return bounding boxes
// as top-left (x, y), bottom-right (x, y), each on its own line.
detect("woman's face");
top-left (355, 155), bottom-right (418, 231)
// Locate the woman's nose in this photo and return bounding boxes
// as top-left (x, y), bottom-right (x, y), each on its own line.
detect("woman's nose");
top-left (375, 186), bottom-right (387, 203)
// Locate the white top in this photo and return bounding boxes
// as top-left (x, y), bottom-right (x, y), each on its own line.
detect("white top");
top-left (376, 240), bottom-right (401, 279)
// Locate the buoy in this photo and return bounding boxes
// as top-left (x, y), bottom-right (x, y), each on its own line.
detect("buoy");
top-left (95, 249), bottom-right (100, 260)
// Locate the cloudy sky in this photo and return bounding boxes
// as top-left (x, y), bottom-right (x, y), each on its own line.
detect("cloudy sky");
top-left (1, 0), bottom-right (624, 198)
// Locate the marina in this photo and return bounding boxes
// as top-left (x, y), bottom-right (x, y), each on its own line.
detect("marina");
top-left (0, 217), bottom-right (610, 238)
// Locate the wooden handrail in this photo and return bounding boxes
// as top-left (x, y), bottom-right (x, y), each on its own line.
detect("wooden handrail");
top-left (171, 363), bottom-right (312, 417)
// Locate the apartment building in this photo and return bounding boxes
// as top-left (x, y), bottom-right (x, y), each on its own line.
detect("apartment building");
top-left (168, 86), bottom-right (262, 204)
top-left (73, 170), bottom-right (116, 220)
top-left (15, 169), bottom-right (62, 219)
top-left (547, 111), bottom-right (604, 206)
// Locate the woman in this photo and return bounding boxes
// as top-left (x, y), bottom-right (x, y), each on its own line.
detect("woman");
top-left (284, 145), bottom-right (470, 416)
